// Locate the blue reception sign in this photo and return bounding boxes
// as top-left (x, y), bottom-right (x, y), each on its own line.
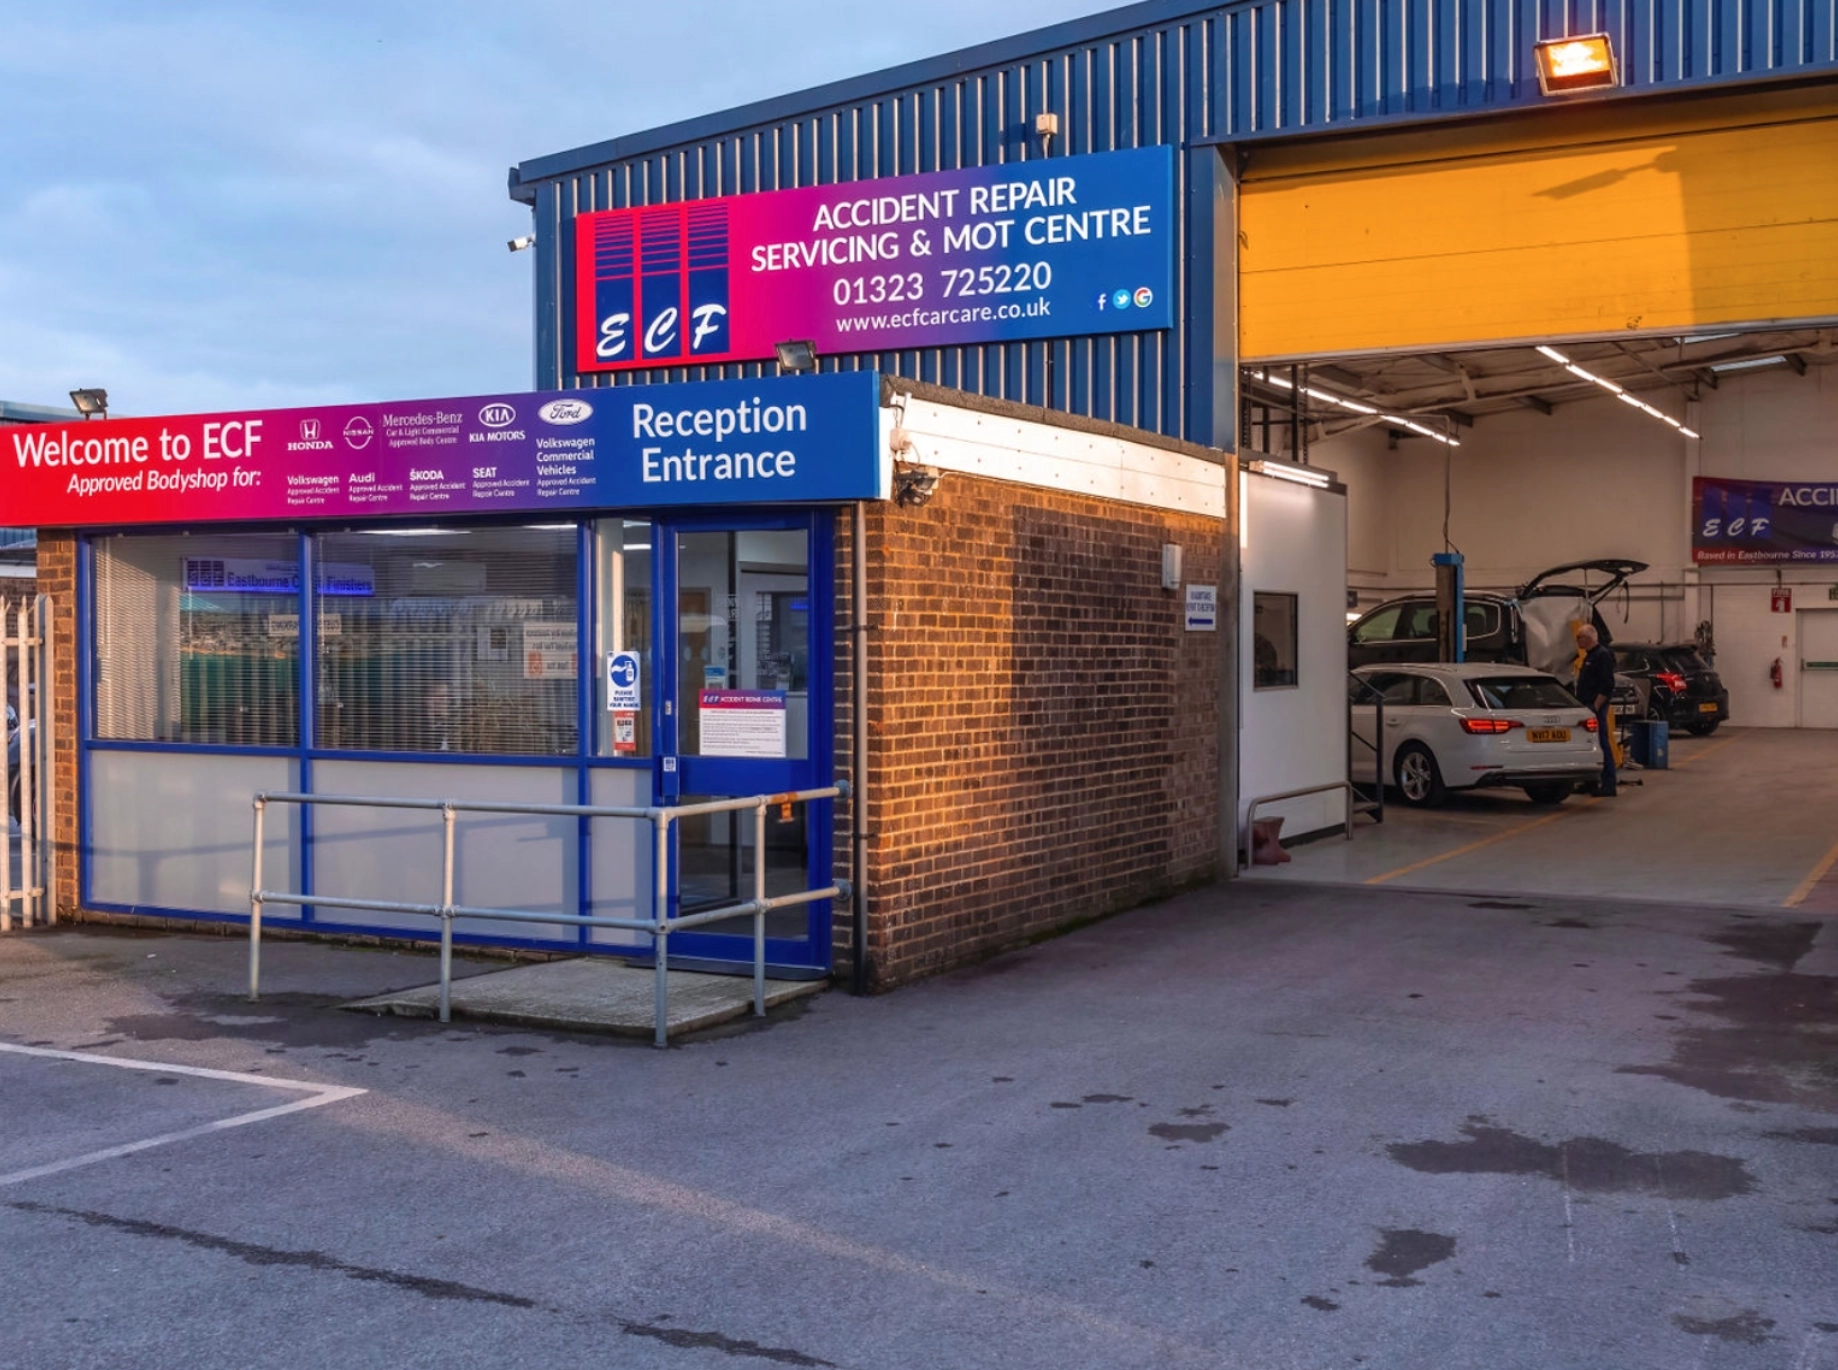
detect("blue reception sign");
top-left (3, 370), bottom-right (886, 528)
top-left (576, 146), bottom-right (1177, 372)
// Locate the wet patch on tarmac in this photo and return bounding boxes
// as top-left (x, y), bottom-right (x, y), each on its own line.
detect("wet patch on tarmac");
top-left (1762, 1127), bottom-right (1838, 1145)
top-left (1469, 900), bottom-right (1537, 911)
top-left (1617, 972), bottom-right (1838, 1111)
top-left (1300, 1295), bottom-right (1340, 1311)
top-left (1671, 1309), bottom-right (1776, 1345)
top-left (1148, 1121), bottom-right (1228, 1143)
top-left (1364, 1229), bottom-right (1455, 1287)
top-left (1387, 1123), bottom-right (1754, 1200)
top-left (1706, 921), bottom-right (1821, 972)
top-left (105, 993), bottom-right (437, 1049)
top-left (1544, 917), bottom-right (1596, 929)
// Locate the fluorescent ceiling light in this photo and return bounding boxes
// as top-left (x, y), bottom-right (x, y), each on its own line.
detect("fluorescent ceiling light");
top-left (1708, 355), bottom-right (1786, 373)
top-left (1247, 458), bottom-right (1332, 489)
top-left (1538, 345), bottom-right (1695, 440)
top-left (1248, 369), bottom-right (1458, 445)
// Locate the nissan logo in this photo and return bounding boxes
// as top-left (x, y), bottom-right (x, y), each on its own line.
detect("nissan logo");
top-left (479, 403), bottom-right (516, 428)
top-left (537, 399), bottom-right (593, 426)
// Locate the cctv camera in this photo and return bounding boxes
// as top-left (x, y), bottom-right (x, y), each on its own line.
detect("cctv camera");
top-left (507, 234), bottom-right (536, 253)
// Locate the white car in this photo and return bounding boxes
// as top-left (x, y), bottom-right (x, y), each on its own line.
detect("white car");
top-left (1351, 663), bottom-right (1603, 807)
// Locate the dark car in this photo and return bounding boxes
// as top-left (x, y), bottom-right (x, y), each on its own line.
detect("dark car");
top-left (1612, 642), bottom-right (1730, 735)
top-left (1348, 558), bottom-right (1646, 671)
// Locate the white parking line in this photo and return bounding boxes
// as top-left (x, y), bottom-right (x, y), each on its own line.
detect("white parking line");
top-left (0, 1042), bottom-right (365, 1188)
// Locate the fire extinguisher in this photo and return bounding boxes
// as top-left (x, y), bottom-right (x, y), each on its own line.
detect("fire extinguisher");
top-left (1771, 657), bottom-right (1784, 690)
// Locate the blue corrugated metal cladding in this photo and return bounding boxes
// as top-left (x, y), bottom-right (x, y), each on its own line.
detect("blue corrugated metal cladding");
top-left (513, 0), bottom-right (1838, 445)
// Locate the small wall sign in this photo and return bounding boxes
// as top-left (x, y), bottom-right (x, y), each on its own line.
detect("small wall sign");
top-left (1185, 584), bottom-right (1218, 631)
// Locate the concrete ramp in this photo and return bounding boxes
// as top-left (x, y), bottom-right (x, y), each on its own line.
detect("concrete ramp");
top-left (346, 958), bottom-right (825, 1038)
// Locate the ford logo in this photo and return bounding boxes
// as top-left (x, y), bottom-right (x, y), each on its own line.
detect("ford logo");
top-left (538, 399), bottom-right (593, 426)
top-left (479, 403), bottom-right (516, 428)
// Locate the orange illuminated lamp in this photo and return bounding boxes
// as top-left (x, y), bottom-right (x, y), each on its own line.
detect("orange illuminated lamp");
top-left (1534, 34), bottom-right (1617, 94)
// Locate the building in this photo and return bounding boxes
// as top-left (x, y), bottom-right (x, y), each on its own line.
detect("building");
top-left (13, 1), bottom-right (1838, 984)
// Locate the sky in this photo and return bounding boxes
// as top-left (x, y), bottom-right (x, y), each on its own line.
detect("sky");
top-left (0, 0), bottom-right (1119, 419)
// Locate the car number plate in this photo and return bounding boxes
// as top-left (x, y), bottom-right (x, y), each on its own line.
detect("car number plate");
top-left (1698, 702), bottom-right (1718, 713)
top-left (1527, 727), bottom-right (1571, 743)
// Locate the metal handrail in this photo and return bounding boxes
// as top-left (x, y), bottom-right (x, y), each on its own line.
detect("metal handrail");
top-left (1240, 781), bottom-right (1358, 869)
top-left (247, 783), bottom-right (850, 1047)
top-left (1347, 671), bottom-right (1386, 825)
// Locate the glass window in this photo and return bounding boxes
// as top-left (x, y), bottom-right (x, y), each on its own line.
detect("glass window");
top-left (1463, 602), bottom-right (1500, 640)
top-left (1351, 605), bottom-right (1401, 644)
top-left (595, 520), bottom-right (653, 758)
top-left (314, 525), bottom-right (579, 755)
top-left (1252, 592), bottom-right (1298, 689)
top-left (1467, 676), bottom-right (1582, 710)
top-left (93, 532), bottom-right (300, 745)
top-left (676, 529), bottom-right (810, 759)
top-left (1375, 673), bottom-right (1420, 706)
top-left (1417, 677), bottom-right (1453, 707)
top-left (1659, 648), bottom-right (1710, 672)
top-left (1398, 602), bottom-right (1438, 639)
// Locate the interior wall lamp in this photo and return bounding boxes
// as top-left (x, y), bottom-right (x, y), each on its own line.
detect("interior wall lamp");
top-left (69, 388), bottom-right (108, 419)
top-left (1534, 34), bottom-right (1617, 95)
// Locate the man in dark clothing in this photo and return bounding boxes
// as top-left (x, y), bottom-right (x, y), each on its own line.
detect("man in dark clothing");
top-left (1575, 624), bottom-right (1618, 797)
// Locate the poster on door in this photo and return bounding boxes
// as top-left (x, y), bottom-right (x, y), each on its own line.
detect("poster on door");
top-left (699, 689), bottom-right (787, 758)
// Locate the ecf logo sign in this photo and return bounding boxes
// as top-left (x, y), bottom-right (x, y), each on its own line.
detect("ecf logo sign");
top-left (591, 202), bottom-right (731, 367)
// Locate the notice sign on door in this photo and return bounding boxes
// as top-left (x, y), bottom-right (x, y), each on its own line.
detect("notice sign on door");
top-left (699, 689), bottom-right (787, 758)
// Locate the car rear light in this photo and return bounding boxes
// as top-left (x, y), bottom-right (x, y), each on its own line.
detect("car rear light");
top-left (1654, 670), bottom-right (1688, 694)
top-left (1459, 717), bottom-right (1524, 734)
top-left (1582, 716), bottom-right (1599, 732)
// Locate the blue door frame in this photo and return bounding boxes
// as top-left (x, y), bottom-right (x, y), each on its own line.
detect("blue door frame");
top-left (652, 508), bottom-right (835, 975)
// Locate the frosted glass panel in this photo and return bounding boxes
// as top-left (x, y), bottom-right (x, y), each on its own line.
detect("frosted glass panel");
top-left (89, 751), bottom-right (299, 914)
top-left (589, 766), bottom-right (652, 948)
top-left (309, 761), bottom-right (576, 942)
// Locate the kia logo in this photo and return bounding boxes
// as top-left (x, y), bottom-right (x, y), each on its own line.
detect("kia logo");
top-left (343, 416), bottom-right (375, 450)
top-left (479, 403), bottom-right (516, 428)
top-left (537, 399), bottom-right (593, 426)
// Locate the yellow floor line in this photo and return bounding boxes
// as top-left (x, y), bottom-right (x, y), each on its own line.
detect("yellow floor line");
top-left (1364, 798), bottom-right (1599, 886)
top-left (1669, 731), bottom-right (1744, 769)
top-left (1783, 833), bottom-right (1838, 908)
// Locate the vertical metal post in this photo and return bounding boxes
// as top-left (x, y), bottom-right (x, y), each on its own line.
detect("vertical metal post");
top-left (17, 604), bottom-right (34, 927)
top-left (439, 805), bottom-right (455, 1024)
top-left (1, 607), bottom-right (13, 934)
top-left (653, 810), bottom-right (671, 1047)
top-left (38, 594), bottom-right (55, 926)
top-left (753, 798), bottom-right (767, 1018)
top-left (248, 798), bottom-right (266, 1001)
top-left (851, 500), bottom-right (870, 994)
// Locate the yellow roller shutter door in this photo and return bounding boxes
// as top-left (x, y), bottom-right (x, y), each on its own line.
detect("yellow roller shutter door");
top-left (1238, 89), bottom-right (1838, 361)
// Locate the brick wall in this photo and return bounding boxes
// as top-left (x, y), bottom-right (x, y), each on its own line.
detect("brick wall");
top-left (844, 471), bottom-right (1223, 990)
top-left (33, 531), bottom-right (79, 918)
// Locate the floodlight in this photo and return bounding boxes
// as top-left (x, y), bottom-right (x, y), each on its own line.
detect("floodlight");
top-left (775, 340), bottom-right (818, 373)
top-left (69, 388), bottom-right (108, 419)
top-left (1534, 35), bottom-right (1617, 95)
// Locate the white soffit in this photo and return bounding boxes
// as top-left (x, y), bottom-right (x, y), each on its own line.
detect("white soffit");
top-left (889, 395), bottom-right (1227, 519)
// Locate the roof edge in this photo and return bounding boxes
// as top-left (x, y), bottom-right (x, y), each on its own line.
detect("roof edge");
top-left (509, 0), bottom-right (1233, 194)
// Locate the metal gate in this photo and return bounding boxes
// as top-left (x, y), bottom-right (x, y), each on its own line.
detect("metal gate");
top-left (3, 594), bottom-right (54, 931)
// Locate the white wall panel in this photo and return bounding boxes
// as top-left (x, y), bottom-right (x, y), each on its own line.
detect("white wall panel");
top-left (1239, 476), bottom-right (1347, 839)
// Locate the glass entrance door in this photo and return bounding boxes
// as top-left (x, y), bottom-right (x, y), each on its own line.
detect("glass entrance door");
top-left (657, 512), bottom-right (832, 974)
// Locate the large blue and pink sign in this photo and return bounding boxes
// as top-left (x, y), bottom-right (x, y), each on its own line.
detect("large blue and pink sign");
top-left (575, 147), bottom-right (1175, 372)
top-left (1, 373), bottom-right (882, 528)
top-left (1694, 476), bottom-right (1838, 565)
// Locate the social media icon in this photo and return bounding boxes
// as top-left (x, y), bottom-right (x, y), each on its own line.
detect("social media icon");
top-left (1133, 286), bottom-right (1154, 308)
top-left (1112, 289), bottom-right (1132, 310)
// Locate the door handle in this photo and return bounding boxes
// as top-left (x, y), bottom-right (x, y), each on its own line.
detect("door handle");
top-left (1385, 718), bottom-right (1402, 728)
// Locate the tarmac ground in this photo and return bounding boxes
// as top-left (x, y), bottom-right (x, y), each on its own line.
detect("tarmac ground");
top-left (1, 880), bottom-right (1835, 1370)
